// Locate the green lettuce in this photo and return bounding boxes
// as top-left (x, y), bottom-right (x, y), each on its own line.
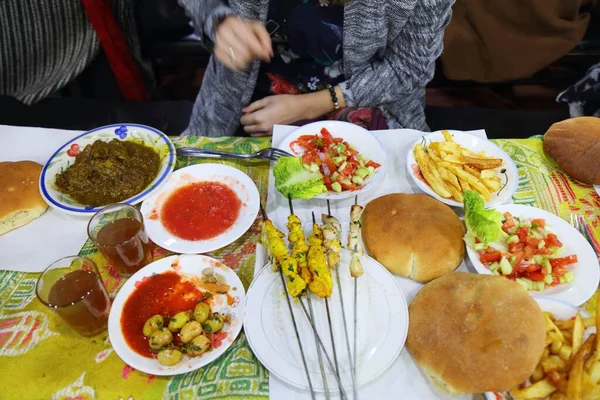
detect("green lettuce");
top-left (463, 190), bottom-right (505, 245)
top-left (273, 157), bottom-right (327, 199)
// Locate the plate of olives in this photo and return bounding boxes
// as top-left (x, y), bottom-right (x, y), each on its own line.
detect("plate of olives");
top-left (108, 254), bottom-right (245, 375)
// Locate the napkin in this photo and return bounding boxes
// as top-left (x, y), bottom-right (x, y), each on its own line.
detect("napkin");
top-left (257, 125), bottom-right (488, 400)
top-left (0, 125), bottom-right (91, 272)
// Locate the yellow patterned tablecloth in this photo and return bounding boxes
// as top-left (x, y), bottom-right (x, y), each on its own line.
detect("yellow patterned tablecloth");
top-left (0, 136), bottom-right (598, 400)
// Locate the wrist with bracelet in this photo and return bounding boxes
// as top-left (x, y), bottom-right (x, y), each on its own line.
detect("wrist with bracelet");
top-left (326, 84), bottom-right (340, 111)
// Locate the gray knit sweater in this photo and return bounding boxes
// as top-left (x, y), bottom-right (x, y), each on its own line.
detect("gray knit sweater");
top-left (179, 0), bottom-right (454, 136)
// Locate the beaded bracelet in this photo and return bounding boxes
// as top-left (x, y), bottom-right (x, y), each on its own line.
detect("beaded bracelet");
top-left (326, 84), bottom-right (340, 111)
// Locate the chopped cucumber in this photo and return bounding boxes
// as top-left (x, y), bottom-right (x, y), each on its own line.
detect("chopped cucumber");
top-left (474, 243), bottom-right (486, 252)
top-left (522, 278), bottom-right (533, 290)
top-left (515, 278), bottom-right (528, 290)
top-left (534, 281), bottom-right (546, 291)
top-left (564, 271), bottom-right (575, 283)
top-left (331, 171), bottom-right (339, 181)
top-left (358, 159), bottom-right (365, 168)
top-left (333, 156), bottom-right (345, 166)
top-left (331, 182), bottom-right (342, 193)
top-left (544, 274), bottom-right (554, 285)
top-left (492, 269), bottom-right (500, 276)
top-left (355, 168), bottom-right (370, 179)
top-left (367, 166), bottom-right (375, 175)
top-left (509, 255), bottom-right (517, 266)
top-left (489, 262), bottom-right (500, 271)
top-left (537, 240), bottom-right (545, 249)
top-left (336, 143), bottom-right (347, 153)
top-left (309, 163), bottom-right (320, 173)
top-left (352, 176), bottom-right (364, 185)
top-left (338, 161), bottom-right (347, 172)
top-left (340, 179), bottom-right (352, 186)
top-left (500, 257), bottom-right (513, 275)
top-left (507, 235), bottom-right (519, 244)
top-left (533, 255), bottom-right (544, 265)
top-left (545, 262), bottom-right (552, 276)
top-left (559, 276), bottom-right (567, 284)
top-left (463, 232), bottom-right (476, 249)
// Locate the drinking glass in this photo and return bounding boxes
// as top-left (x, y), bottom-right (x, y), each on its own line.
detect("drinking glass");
top-left (36, 256), bottom-right (111, 337)
top-left (87, 203), bottom-right (152, 276)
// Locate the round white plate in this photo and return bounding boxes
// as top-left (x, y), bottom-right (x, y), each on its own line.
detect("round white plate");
top-left (140, 164), bottom-right (259, 254)
top-left (40, 123), bottom-right (176, 215)
top-left (108, 254), bottom-right (245, 376)
top-left (594, 184), bottom-right (600, 198)
top-left (466, 204), bottom-right (600, 305)
top-left (406, 130), bottom-right (518, 208)
top-left (277, 121), bottom-right (388, 200)
top-left (486, 296), bottom-right (592, 400)
top-left (244, 248), bottom-right (408, 393)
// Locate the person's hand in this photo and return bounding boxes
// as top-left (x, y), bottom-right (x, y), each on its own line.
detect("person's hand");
top-left (240, 95), bottom-right (308, 136)
top-left (214, 16), bottom-right (272, 71)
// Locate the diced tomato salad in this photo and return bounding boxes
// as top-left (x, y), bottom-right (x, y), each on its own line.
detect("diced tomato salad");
top-left (471, 212), bottom-right (577, 291)
top-left (291, 128), bottom-right (381, 193)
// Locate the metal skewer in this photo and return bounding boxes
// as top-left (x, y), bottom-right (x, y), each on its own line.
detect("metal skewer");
top-left (288, 197), bottom-right (330, 399)
top-left (352, 196), bottom-right (359, 399)
top-left (260, 204), bottom-right (316, 400)
top-left (327, 199), bottom-right (356, 397)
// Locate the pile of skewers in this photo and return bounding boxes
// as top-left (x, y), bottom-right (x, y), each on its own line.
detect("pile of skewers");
top-left (260, 196), bottom-right (365, 400)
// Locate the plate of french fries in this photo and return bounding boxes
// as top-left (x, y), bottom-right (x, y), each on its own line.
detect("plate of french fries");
top-left (406, 130), bottom-right (518, 207)
top-left (487, 296), bottom-right (600, 400)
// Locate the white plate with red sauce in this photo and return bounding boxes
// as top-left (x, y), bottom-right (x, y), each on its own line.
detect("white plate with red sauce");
top-left (140, 164), bottom-right (260, 254)
top-left (277, 121), bottom-right (388, 200)
top-left (108, 254), bottom-right (245, 376)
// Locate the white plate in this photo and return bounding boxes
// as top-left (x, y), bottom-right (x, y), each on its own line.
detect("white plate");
top-left (466, 204), bottom-right (600, 305)
top-left (405, 130), bottom-right (518, 208)
top-left (40, 124), bottom-right (176, 215)
top-left (244, 248), bottom-right (408, 393)
top-left (594, 185), bottom-right (600, 198)
top-left (108, 254), bottom-right (245, 376)
top-left (140, 164), bottom-right (259, 254)
top-left (276, 121), bottom-right (388, 200)
top-left (486, 296), bottom-right (592, 400)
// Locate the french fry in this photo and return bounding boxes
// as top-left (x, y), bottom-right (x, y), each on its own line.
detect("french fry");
top-left (482, 177), bottom-right (502, 192)
top-left (545, 314), bottom-right (567, 343)
top-left (481, 169), bottom-right (497, 179)
top-left (596, 306), bottom-right (600, 360)
top-left (555, 317), bottom-right (596, 331)
top-left (438, 166), bottom-right (461, 191)
top-left (463, 165), bottom-right (480, 177)
top-left (441, 130), bottom-right (454, 142)
top-left (542, 355), bottom-right (568, 373)
top-left (462, 156), bottom-right (504, 170)
top-left (510, 378), bottom-right (557, 399)
top-left (567, 355), bottom-right (585, 399)
top-left (414, 145), bottom-right (452, 199)
top-left (446, 183), bottom-right (464, 203)
top-left (588, 361), bottom-right (600, 385)
top-left (573, 313), bottom-right (585, 356)
top-left (446, 164), bottom-right (491, 200)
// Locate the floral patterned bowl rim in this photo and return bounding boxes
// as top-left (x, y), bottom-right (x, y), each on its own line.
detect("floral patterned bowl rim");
top-left (39, 123), bottom-right (176, 215)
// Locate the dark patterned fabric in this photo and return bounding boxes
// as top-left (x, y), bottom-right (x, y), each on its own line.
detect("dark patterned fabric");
top-left (557, 62), bottom-right (600, 117)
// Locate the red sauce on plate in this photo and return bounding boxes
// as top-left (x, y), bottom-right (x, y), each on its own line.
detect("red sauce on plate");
top-left (120, 271), bottom-right (205, 357)
top-left (161, 182), bottom-right (241, 241)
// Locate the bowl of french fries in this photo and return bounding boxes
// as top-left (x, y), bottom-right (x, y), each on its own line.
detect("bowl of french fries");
top-left (406, 130), bottom-right (518, 207)
top-left (487, 295), bottom-right (600, 400)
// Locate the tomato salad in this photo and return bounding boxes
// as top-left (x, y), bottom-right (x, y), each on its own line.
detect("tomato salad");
top-left (469, 212), bottom-right (577, 291)
top-left (291, 128), bottom-right (381, 192)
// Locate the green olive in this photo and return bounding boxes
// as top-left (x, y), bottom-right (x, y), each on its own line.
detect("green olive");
top-left (149, 327), bottom-right (173, 350)
top-left (142, 315), bottom-right (164, 337)
top-left (157, 349), bottom-right (183, 366)
top-left (168, 311), bottom-right (191, 332)
top-left (203, 313), bottom-right (224, 333)
top-left (193, 303), bottom-right (210, 323)
top-left (179, 321), bottom-right (203, 344)
top-left (187, 335), bottom-right (211, 357)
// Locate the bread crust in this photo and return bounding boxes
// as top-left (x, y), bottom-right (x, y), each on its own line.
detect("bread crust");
top-left (543, 117), bottom-right (600, 184)
top-left (0, 161), bottom-right (48, 235)
top-left (406, 272), bottom-right (546, 394)
top-left (361, 193), bottom-right (465, 282)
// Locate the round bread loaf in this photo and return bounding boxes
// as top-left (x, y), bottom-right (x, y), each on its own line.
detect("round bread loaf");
top-left (0, 161), bottom-right (48, 235)
top-left (361, 193), bottom-right (464, 282)
top-left (406, 272), bottom-right (546, 394)
top-left (543, 116), bottom-right (600, 184)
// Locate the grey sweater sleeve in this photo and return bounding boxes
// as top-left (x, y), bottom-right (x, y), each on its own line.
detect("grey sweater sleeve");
top-left (340, 0), bottom-right (453, 107)
top-left (177, 0), bottom-right (233, 42)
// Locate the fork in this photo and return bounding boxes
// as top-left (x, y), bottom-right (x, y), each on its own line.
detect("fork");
top-left (176, 147), bottom-right (292, 161)
top-left (570, 213), bottom-right (600, 258)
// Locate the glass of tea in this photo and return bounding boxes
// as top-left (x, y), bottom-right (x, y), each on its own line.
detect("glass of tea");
top-left (87, 203), bottom-right (152, 276)
top-left (36, 256), bottom-right (111, 337)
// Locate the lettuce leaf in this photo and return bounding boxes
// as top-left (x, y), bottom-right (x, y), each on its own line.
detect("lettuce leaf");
top-left (273, 157), bottom-right (327, 199)
top-left (463, 190), bottom-right (505, 245)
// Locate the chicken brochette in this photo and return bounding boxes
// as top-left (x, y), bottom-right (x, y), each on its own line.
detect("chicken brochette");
top-left (348, 204), bottom-right (364, 278)
top-left (307, 221), bottom-right (333, 298)
top-left (263, 219), bottom-right (307, 297)
top-left (287, 214), bottom-right (312, 284)
top-left (322, 214), bottom-right (342, 269)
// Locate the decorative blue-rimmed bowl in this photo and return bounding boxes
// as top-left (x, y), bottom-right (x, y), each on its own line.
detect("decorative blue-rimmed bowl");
top-left (39, 124), bottom-right (176, 215)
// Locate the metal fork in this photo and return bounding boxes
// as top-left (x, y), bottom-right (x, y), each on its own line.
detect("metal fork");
top-left (176, 147), bottom-right (292, 161)
top-left (570, 213), bottom-right (599, 258)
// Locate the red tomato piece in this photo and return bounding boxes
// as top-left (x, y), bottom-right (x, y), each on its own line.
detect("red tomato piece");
top-left (503, 212), bottom-right (513, 219)
top-left (365, 160), bottom-right (381, 169)
top-left (320, 128), bottom-right (334, 145)
top-left (524, 245), bottom-right (535, 260)
top-left (516, 228), bottom-right (528, 244)
top-left (509, 243), bottom-right (525, 253)
top-left (323, 176), bottom-right (333, 186)
top-left (526, 237), bottom-right (541, 247)
top-left (531, 219), bottom-right (545, 229)
top-left (527, 264), bottom-right (541, 273)
top-left (480, 251), bottom-right (502, 264)
top-left (534, 247), bottom-right (551, 255)
top-left (545, 233), bottom-right (563, 248)
top-left (502, 219), bottom-right (515, 232)
top-left (527, 271), bottom-right (545, 281)
top-left (550, 255), bottom-right (578, 269)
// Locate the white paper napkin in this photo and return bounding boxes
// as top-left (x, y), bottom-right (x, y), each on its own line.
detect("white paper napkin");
top-left (0, 125), bottom-right (91, 272)
top-left (256, 125), bottom-right (488, 400)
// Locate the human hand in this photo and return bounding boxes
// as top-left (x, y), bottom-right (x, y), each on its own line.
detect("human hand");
top-left (214, 16), bottom-right (273, 71)
top-left (240, 95), bottom-right (309, 136)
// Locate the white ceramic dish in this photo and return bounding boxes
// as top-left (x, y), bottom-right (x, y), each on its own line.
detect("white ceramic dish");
top-left (594, 184), bottom-right (600, 198)
top-left (485, 296), bottom-right (592, 400)
top-left (406, 130), bottom-right (518, 208)
top-left (40, 124), bottom-right (176, 215)
top-left (108, 254), bottom-right (245, 376)
top-left (466, 204), bottom-right (600, 305)
top-left (276, 121), bottom-right (388, 200)
top-left (140, 164), bottom-right (259, 254)
top-left (244, 248), bottom-right (408, 393)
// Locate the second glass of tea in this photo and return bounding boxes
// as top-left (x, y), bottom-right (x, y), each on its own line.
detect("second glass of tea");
top-left (88, 203), bottom-right (152, 276)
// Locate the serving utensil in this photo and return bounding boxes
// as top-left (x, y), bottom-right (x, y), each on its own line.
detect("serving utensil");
top-left (177, 147), bottom-right (292, 161)
top-left (571, 213), bottom-right (599, 259)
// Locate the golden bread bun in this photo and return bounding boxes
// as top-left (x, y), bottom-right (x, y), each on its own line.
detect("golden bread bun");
top-left (543, 116), bottom-right (600, 184)
top-left (0, 161), bottom-right (48, 235)
top-left (406, 272), bottom-right (546, 394)
top-left (361, 193), bottom-right (465, 282)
